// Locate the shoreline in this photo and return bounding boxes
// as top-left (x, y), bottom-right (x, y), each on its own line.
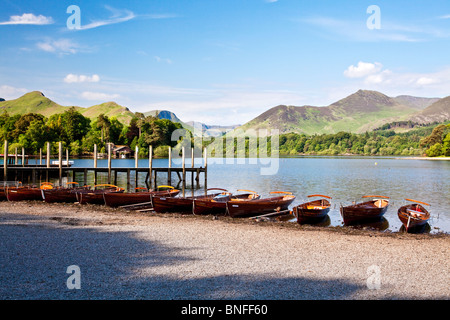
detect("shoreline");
top-left (1, 201), bottom-right (449, 300)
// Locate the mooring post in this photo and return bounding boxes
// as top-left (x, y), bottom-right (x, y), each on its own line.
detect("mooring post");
top-left (168, 146), bottom-right (172, 186)
top-left (3, 140), bottom-right (8, 180)
top-left (93, 144), bottom-right (97, 185)
top-left (191, 147), bottom-right (194, 192)
top-left (58, 142), bottom-right (62, 185)
top-left (204, 147), bottom-right (207, 195)
top-left (14, 147), bottom-right (17, 165)
top-left (135, 146), bottom-right (139, 189)
top-left (182, 147), bottom-right (186, 197)
top-left (21, 147), bottom-right (25, 167)
top-left (39, 148), bottom-right (42, 165)
top-left (149, 145), bottom-right (153, 190)
top-left (108, 143), bottom-right (112, 184)
top-left (46, 142), bottom-right (50, 168)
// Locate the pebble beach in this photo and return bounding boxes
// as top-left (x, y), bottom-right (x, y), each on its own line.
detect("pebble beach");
top-left (0, 201), bottom-right (448, 300)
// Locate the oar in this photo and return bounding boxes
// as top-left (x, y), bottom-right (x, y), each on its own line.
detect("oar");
top-left (307, 194), bottom-right (332, 199)
top-left (405, 199), bottom-right (430, 206)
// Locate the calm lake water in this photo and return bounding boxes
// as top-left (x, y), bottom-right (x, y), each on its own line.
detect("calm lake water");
top-left (68, 157), bottom-right (449, 234)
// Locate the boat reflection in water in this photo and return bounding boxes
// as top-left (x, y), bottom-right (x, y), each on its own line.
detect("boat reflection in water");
top-left (342, 216), bottom-right (390, 231)
top-left (399, 223), bottom-right (431, 234)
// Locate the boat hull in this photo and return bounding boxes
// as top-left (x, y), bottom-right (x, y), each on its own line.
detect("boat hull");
top-left (6, 187), bottom-right (43, 201)
top-left (193, 193), bottom-right (259, 215)
top-left (104, 189), bottom-right (180, 207)
top-left (77, 189), bottom-right (124, 205)
top-left (340, 200), bottom-right (389, 225)
top-left (226, 195), bottom-right (296, 218)
top-left (42, 188), bottom-right (81, 203)
top-left (293, 199), bottom-right (331, 224)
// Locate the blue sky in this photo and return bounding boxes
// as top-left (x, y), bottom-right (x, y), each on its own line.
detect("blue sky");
top-left (1, 0), bottom-right (450, 125)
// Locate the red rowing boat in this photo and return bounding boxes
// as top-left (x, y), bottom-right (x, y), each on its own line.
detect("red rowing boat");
top-left (193, 189), bottom-right (260, 215)
top-left (226, 191), bottom-right (296, 218)
top-left (293, 194), bottom-right (332, 224)
top-left (76, 184), bottom-right (124, 205)
top-left (340, 195), bottom-right (390, 225)
top-left (398, 199), bottom-right (431, 232)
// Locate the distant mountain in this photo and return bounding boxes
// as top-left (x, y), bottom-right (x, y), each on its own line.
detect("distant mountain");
top-left (393, 95), bottom-right (440, 110)
top-left (409, 96), bottom-right (450, 124)
top-left (144, 110), bottom-right (183, 123)
top-left (236, 90), bottom-right (443, 135)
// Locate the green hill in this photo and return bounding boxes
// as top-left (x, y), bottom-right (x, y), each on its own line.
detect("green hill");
top-left (81, 102), bottom-right (135, 125)
top-left (0, 91), bottom-right (135, 125)
top-left (0, 91), bottom-right (80, 117)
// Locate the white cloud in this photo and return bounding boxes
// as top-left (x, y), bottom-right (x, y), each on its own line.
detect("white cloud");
top-left (37, 38), bottom-right (79, 55)
top-left (64, 74), bottom-right (100, 83)
top-left (342, 62), bottom-right (450, 97)
top-left (344, 62), bottom-right (383, 78)
top-left (81, 91), bottom-right (120, 101)
top-left (0, 85), bottom-right (28, 99)
top-left (0, 13), bottom-right (53, 25)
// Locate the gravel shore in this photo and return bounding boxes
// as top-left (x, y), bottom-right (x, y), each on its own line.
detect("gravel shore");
top-left (0, 201), bottom-right (448, 300)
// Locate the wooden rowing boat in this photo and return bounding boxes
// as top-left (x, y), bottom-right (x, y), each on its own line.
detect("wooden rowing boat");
top-left (226, 191), bottom-right (296, 218)
top-left (193, 189), bottom-right (261, 215)
top-left (340, 195), bottom-right (390, 225)
top-left (293, 194), bottom-right (332, 224)
top-left (76, 184), bottom-right (124, 205)
top-left (41, 182), bottom-right (89, 203)
top-left (398, 199), bottom-right (431, 232)
top-left (5, 182), bottom-right (51, 202)
top-left (103, 185), bottom-right (180, 207)
top-left (152, 188), bottom-right (226, 213)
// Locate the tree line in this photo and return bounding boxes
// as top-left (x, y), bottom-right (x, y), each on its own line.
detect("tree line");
top-left (0, 108), bottom-right (182, 157)
top-left (277, 122), bottom-right (450, 157)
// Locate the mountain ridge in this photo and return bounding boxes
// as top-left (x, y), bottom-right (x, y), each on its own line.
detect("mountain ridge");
top-left (0, 90), bottom-right (448, 136)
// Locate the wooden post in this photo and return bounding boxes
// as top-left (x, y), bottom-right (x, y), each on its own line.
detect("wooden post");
top-left (14, 147), bottom-right (17, 165)
top-left (204, 147), bottom-right (207, 194)
top-left (182, 147), bottom-right (186, 197)
top-left (168, 146), bottom-right (172, 186)
top-left (39, 148), bottom-right (42, 165)
top-left (135, 146), bottom-right (139, 189)
top-left (46, 142), bottom-right (50, 168)
top-left (22, 147), bottom-right (25, 167)
top-left (66, 149), bottom-right (69, 167)
top-left (93, 144), bottom-right (97, 185)
top-left (149, 145), bottom-right (153, 190)
top-left (4, 141), bottom-right (8, 180)
top-left (108, 143), bottom-right (112, 184)
top-left (135, 146), bottom-right (139, 168)
top-left (191, 147), bottom-right (194, 190)
top-left (58, 142), bottom-right (62, 185)
top-left (94, 144), bottom-right (98, 168)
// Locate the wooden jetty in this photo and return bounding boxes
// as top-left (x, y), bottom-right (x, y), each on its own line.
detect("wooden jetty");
top-left (2, 141), bottom-right (207, 195)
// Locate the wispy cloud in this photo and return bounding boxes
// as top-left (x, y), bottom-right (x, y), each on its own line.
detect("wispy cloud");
top-left (154, 56), bottom-right (173, 64)
top-left (81, 91), bottom-right (120, 101)
top-left (64, 74), bottom-right (100, 83)
top-left (36, 38), bottom-right (80, 55)
top-left (301, 16), bottom-right (450, 42)
top-left (0, 85), bottom-right (28, 99)
top-left (0, 13), bottom-right (53, 25)
top-left (77, 6), bottom-right (135, 30)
